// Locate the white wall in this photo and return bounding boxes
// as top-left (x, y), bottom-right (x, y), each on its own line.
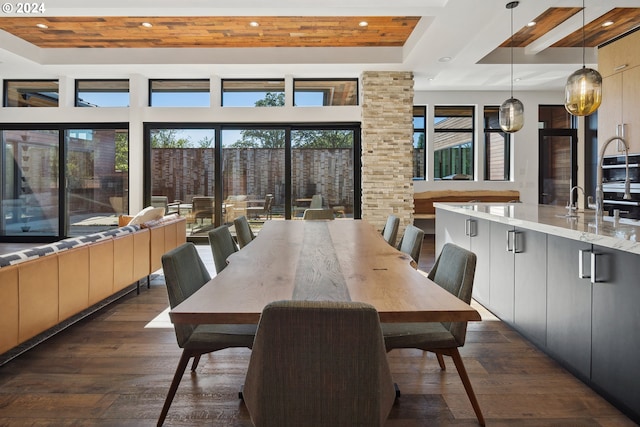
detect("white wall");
top-left (413, 90), bottom-right (565, 204)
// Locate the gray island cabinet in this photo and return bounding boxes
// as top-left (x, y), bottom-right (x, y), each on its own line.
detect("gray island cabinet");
top-left (435, 202), bottom-right (640, 423)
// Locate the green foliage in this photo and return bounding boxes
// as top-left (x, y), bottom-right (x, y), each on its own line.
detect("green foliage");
top-left (115, 131), bottom-right (129, 171)
top-left (151, 129), bottom-right (191, 148)
top-left (292, 130), bottom-right (352, 148)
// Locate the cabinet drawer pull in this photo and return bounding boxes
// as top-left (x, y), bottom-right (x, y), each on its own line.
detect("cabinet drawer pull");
top-left (513, 230), bottom-right (523, 253)
top-left (465, 218), bottom-right (477, 237)
top-left (590, 251), bottom-right (602, 284)
top-left (613, 64), bottom-right (628, 71)
top-left (578, 249), bottom-right (591, 279)
top-left (506, 229), bottom-right (514, 252)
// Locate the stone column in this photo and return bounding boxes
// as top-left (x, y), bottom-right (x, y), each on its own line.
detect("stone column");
top-left (361, 71), bottom-right (415, 235)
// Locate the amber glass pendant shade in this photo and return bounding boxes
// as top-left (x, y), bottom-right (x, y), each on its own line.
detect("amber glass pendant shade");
top-left (499, 97), bottom-right (524, 133)
top-left (564, 66), bottom-right (602, 116)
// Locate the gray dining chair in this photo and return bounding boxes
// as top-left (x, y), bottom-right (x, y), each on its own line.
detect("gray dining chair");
top-left (242, 300), bottom-right (396, 427)
top-left (396, 224), bottom-right (424, 267)
top-left (382, 214), bottom-right (400, 246)
top-left (233, 215), bottom-right (255, 249)
top-left (158, 242), bottom-right (256, 427)
top-left (208, 225), bottom-right (239, 274)
top-left (302, 208), bottom-right (335, 220)
top-left (309, 194), bottom-right (323, 209)
top-left (381, 243), bottom-right (485, 426)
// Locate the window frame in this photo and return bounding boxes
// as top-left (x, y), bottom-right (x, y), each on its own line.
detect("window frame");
top-left (412, 105), bottom-right (426, 180)
top-left (433, 105), bottom-right (475, 180)
top-left (3, 79), bottom-right (59, 108)
top-left (293, 78), bottom-right (359, 107)
top-left (221, 79), bottom-right (286, 107)
top-left (148, 79), bottom-right (210, 107)
top-left (483, 105), bottom-right (511, 181)
top-left (75, 79), bottom-right (130, 107)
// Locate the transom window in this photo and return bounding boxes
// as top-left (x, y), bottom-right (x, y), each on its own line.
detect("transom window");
top-left (293, 79), bottom-right (358, 106)
top-left (3, 80), bottom-right (59, 107)
top-left (149, 79), bottom-right (210, 107)
top-left (221, 79), bottom-right (285, 107)
top-left (76, 80), bottom-right (130, 107)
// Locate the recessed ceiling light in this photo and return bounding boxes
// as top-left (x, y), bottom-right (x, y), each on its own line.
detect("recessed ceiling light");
top-left (36, 23), bottom-right (48, 29)
top-left (438, 56), bottom-right (452, 62)
top-left (514, 78), bottom-right (522, 82)
top-left (527, 21), bottom-right (536, 27)
top-left (602, 21), bottom-right (614, 27)
top-left (249, 21), bottom-right (259, 27)
top-left (141, 22), bottom-right (153, 28)
top-left (359, 21), bottom-right (368, 27)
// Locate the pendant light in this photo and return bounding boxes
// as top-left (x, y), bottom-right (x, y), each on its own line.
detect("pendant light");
top-left (564, 0), bottom-right (602, 116)
top-left (499, 1), bottom-right (524, 133)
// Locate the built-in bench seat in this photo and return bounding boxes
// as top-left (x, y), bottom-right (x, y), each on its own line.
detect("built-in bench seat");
top-left (0, 214), bottom-right (186, 361)
top-left (414, 189), bottom-right (520, 219)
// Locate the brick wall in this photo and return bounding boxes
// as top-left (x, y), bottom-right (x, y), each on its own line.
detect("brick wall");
top-left (361, 71), bottom-right (415, 235)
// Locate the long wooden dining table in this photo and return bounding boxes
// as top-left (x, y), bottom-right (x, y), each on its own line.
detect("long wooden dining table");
top-left (169, 219), bottom-right (481, 325)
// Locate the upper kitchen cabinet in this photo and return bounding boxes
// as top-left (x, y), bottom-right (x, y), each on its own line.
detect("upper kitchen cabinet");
top-left (598, 30), bottom-right (640, 156)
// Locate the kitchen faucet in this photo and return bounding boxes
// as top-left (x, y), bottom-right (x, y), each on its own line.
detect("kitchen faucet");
top-left (566, 185), bottom-right (585, 217)
top-left (595, 136), bottom-right (631, 222)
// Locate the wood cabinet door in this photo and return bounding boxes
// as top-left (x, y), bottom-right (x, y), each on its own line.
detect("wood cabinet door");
top-left (599, 73), bottom-right (623, 156)
top-left (622, 66), bottom-right (640, 154)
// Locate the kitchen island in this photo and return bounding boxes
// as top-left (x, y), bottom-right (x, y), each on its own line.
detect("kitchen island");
top-left (435, 202), bottom-right (640, 424)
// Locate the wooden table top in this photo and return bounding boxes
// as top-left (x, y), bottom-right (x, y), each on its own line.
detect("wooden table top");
top-left (169, 220), bottom-right (481, 324)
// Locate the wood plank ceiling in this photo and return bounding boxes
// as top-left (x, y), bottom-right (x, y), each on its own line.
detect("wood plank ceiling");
top-left (501, 7), bottom-right (640, 48)
top-left (0, 16), bottom-right (421, 48)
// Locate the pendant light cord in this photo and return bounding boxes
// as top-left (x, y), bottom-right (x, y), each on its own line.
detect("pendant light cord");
top-left (582, 0), bottom-right (586, 68)
top-left (510, 4), bottom-right (514, 98)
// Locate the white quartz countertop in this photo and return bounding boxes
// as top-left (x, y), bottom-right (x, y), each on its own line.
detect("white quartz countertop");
top-left (434, 202), bottom-right (640, 255)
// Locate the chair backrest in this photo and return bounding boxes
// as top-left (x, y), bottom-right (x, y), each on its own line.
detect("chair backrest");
top-left (302, 208), bottom-right (334, 220)
top-left (428, 242), bottom-right (477, 345)
top-left (151, 195), bottom-right (169, 210)
top-left (208, 225), bottom-right (239, 273)
top-left (397, 224), bottom-right (424, 264)
top-left (309, 194), bottom-right (323, 209)
top-left (233, 215), bottom-right (255, 249)
top-left (161, 242), bottom-right (212, 347)
top-left (243, 300), bottom-right (396, 427)
top-left (382, 215), bottom-right (400, 246)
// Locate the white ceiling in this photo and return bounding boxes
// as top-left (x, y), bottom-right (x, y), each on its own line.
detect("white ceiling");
top-left (0, 0), bottom-right (637, 92)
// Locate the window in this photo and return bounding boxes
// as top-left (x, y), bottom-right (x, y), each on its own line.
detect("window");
top-left (293, 79), bottom-right (358, 106)
top-left (412, 106), bottom-right (426, 179)
top-left (222, 79), bottom-right (285, 107)
top-left (76, 80), bottom-right (129, 107)
top-left (4, 80), bottom-right (59, 107)
top-left (433, 106), bottom-right (474, 180)
top-left (149, 79), bottom-right (210, 107)
top-left (484, 106), bottom-right (510, 181)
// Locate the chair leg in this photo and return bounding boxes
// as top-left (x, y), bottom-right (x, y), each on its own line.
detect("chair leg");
top-left (191, 354), bottom-right (201, 371)
top-left (448, 348), bottom-right (485, 426)
top-left (157, 350), bottom-right (192, 427)
top-left (436, 352), bottom-right (446, 370)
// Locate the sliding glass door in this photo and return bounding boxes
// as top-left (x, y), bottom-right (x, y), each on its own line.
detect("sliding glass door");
top-left (1, 124), bottom-right (129, 241)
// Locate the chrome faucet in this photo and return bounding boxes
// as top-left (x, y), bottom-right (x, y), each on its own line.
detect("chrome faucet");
top-left (596, 136), bottom-right (631, 222)
top-left (566, 185), bottom-right (585, 217)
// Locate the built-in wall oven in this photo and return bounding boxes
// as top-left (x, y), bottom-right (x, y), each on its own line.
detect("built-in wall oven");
top-left (602, 154), bottom-right (640, 219)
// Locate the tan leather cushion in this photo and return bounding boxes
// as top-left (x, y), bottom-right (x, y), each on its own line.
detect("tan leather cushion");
top-left (58, 246), bottom-right (90, 321)
top-left (19, 256), bottom-right (59, 342)
top-left (0, 265), bottom-right (19, 353)
top-left (114, 234), bottom-right (135, 292)
top-left (89, 239), bottom-right (114, 305)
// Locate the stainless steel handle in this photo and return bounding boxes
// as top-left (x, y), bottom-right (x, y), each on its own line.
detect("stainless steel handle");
top-left (603, 200), bottom-right (640, 206)
top-left (506, 229), bottom-right (514, 252)
top-left (513, 230), bottom-right (523, 253)
top-left (613, 64), bottom-right (628, 72)
top-left (590, 251), bottom-right (598, 284)
top-left (601, 164), bottom-right (640, 169)
top-left (466, 218), bottom-right (477, 237)
top-left (578, 249), bottom-right (591, 279)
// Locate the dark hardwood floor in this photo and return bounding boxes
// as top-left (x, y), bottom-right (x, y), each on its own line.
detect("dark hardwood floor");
top-left (0, 235), bottom-right (636, 426)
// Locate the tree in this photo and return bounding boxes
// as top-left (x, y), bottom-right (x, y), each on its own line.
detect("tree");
top-left (151, 129), bottom-right (191, 148)
top-left (114, 131), bottom-right (129, 171)
top-left (292, 129), bottom-right (352, 148)
top-left (231, 93), bottom-right (286, 148)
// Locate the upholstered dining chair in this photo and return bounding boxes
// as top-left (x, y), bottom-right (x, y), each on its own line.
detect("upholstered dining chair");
top-left (382, 214), bottom-right (400, 247)
top-left (396, 224), bottom-right (424, 268)
top-left (242, 300), bottom-right (397, 427)
top-left (381, 243), bottom-right (485, 426)
top-left (302, 208), bottom-right (335, 220)
top-left (158, 242), bottom-right (256, 427)
top-left (233, 215), bottom-right (255, 249)
top-left (309, 194), bottom-right (323, 209)
top-left (208, 225), bottom-right (239, 274)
